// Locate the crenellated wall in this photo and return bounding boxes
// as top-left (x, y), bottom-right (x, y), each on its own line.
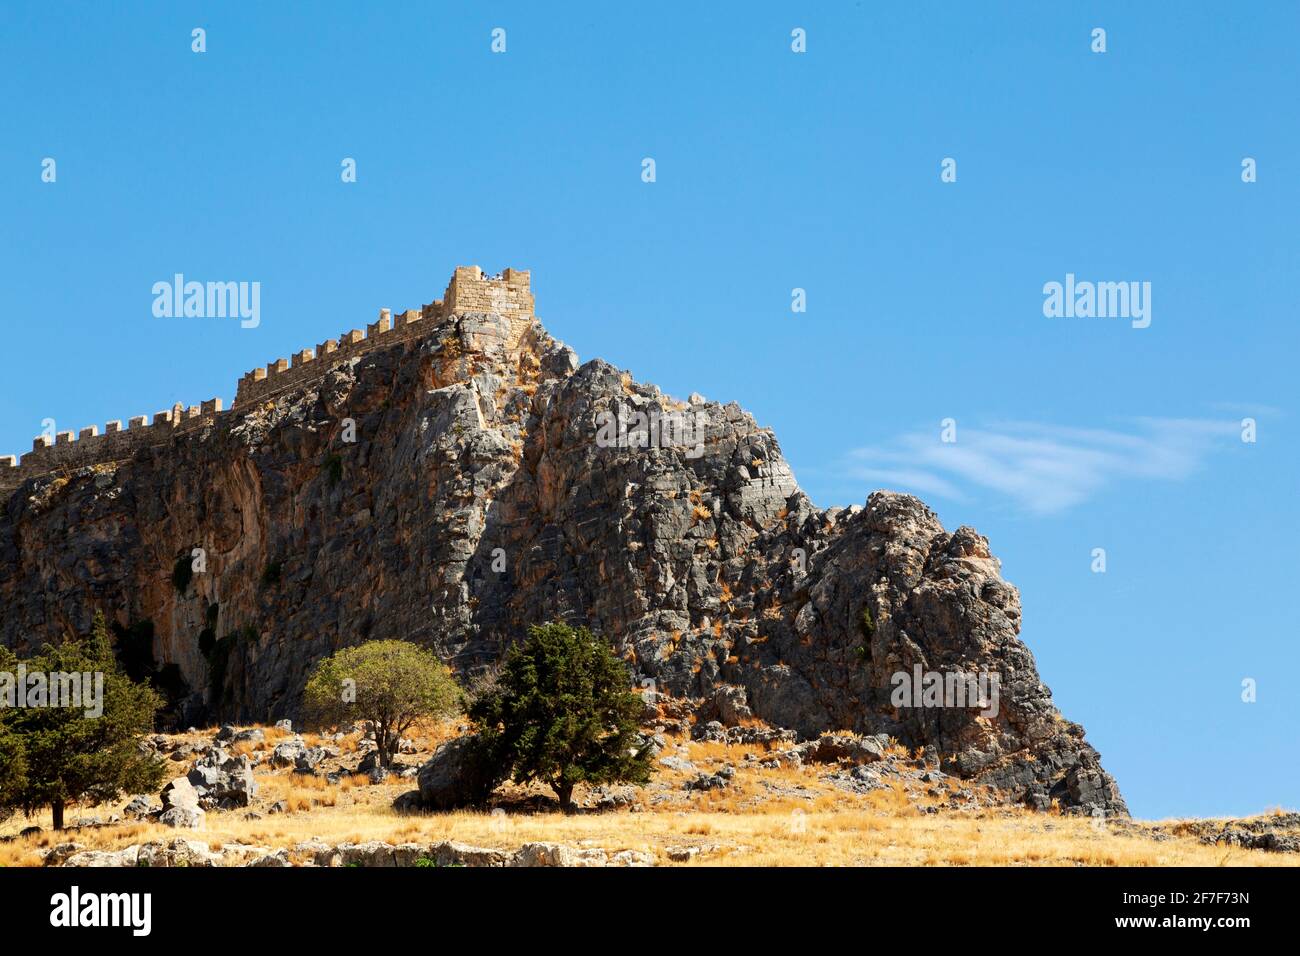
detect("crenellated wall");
top-left (232, 265), bottom-right (533, 407)
top-left (0, 266), bottom-right (534, 498)
top-left (0, 401), bottom-right (225, 497)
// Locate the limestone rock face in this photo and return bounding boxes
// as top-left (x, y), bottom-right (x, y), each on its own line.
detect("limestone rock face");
top-left (0, 305), bottom-right (1125, 815)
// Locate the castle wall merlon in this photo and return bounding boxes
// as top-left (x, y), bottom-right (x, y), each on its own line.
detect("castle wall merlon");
top-left (366, 311), bottom-right (392, 339)
top-left (3, 267), bottom-right (535, 494)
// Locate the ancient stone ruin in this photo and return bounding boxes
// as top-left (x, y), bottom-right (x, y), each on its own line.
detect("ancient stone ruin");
top-left (0, 266), bottom-right (533, 498)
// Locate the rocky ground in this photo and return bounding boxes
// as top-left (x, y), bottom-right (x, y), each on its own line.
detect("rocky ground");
top-left (2, 712), bottom-right (1294, 868)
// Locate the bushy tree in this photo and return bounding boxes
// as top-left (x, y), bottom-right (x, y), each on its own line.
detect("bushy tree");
top-left (470, 622), bottom-right (652, 811)
top-left (0, 613), bottom-right (165, 830)
top-left (302, 640), bottom-right (463, 770)
top-left (0, 707), bottom-right (28, 825)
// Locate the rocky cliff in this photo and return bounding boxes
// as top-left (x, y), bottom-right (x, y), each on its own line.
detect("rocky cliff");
top-left (0, 289), bottom-right (1126, 816)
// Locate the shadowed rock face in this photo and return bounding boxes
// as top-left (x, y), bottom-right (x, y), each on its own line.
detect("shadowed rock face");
top-left (0, 308), bottom-right (1126, 816)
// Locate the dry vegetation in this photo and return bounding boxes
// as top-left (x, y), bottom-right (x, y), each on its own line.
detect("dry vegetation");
top-left (1, 719), bottom-right (1295, 868)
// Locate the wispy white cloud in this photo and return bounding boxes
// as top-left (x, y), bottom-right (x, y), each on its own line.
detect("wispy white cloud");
top-left (846, 417), bottom-right (1241, 515)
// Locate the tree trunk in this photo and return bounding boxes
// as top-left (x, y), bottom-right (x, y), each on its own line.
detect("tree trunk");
top-left (52, 801), bottom-right (64, 831)
top-left (554, 781), bottom-right (575, 813)
top-left (376, 723), bottom-right (389, 770)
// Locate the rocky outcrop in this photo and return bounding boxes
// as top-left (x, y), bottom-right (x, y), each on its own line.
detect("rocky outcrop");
top-left (44, 838), bottom-right (655, 868)
top-left (0, 292), bottom-right (1125, 815)
top-left (406, 735), bottom-right (500, 812)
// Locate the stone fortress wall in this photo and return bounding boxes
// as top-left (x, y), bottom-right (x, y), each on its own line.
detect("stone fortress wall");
top-left (0, 267), bottom-right (533, 497)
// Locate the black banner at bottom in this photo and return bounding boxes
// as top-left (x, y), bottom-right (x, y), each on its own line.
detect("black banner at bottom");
top-left (0, 864), bottom-right (1281, 941)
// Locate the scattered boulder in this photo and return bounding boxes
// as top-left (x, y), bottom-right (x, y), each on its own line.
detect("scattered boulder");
top-left (590, 784), bottom-right (640, 810)
top-left (272, 737), bottom-right (308, 768)
top-left (41, 843), bottom-right (86, 866)
top-left (60, 847), bottom-right (141, 868)
top-left (136, 839), bottom-right (218, 867)
top-left (666, 844), bottom-right (721, 862)
top-left (411, 735), bottom-right (500, 811)
top-left (511, 842), bottom-right (609, 867)
top-left (332, 841), bottom-right (426, 868)
top-left (247, 849), bottom-right (293, 867)
top-left (1181, 812), bottom-right (1300, 853)
top-left (186, 750), bottom-right (257, 808)
top-left (295, 747), bottom-right (327, 771)
top-left (121, 795), bottom-right (157, 818)
top-left (685, 765), bottom-right (735, 792)
top-left (161, 776), bottom-right (201, 812)
top-left (659, 755), bottom-right (698, 773)
top-left (797, 733), bottom-right (886, 765)
top-left (693, 720), bottom-right (727, 742)
top-left (392, 790), bottom-right (422, 813)
top-left (639, 690), bottom-right (663, 723)
top-left (706, 685), bottom-right (753, 726)
top-left (159, 806), bottom-right (205, 829)
top-left (725, 726), bottom-right (797, 746)
top-left (611, 849), bottom-right (655, 867)
top-left (422, 841), bottom-right (513, 867)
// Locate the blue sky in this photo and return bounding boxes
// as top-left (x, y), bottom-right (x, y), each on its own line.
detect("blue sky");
top-left (1, 2), bottom-right (1295, 819)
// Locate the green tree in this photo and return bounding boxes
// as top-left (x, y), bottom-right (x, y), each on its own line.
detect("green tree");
top-left (0, 723), bottom-right (27, 824)
top-left (302, 640), bottom-right (463, 770)
top-left (469, 622), bottom-right (652, 811)
top-left (0, 646), bottom-right (29, 823)
top-left (0, 613), bottom-right (165, 830)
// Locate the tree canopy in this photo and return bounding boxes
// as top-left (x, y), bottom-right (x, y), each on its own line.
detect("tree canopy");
top-left (0, 613), bottom-right (165, 830)
top-left (469, 622), bottom-right (652, 810)
top-left (302, 640), bottom-right (463, 770)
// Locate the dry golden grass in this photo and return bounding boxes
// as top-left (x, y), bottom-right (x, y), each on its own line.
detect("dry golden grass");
top-left (8, 798), bottom-right (1285, 868)
top-left (0, 722), bottom-right (1295, 868)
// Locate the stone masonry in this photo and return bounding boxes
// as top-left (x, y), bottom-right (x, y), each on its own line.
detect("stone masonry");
top-left (0, 267), bottom-right (533, 499)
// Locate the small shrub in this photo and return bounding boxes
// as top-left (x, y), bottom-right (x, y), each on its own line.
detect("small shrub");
top-left (855, 608), bottom-right (875, 662)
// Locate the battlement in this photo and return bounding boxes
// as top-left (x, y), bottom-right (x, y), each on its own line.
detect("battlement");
top-left (1, 267), bottom-right (535, 497)
top-left (0, 399), bottom-right (225, 496)
top-left (232, 265), bottom-right (533, 408)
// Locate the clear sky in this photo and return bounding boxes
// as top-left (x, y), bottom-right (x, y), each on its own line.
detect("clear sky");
top-left (2, 2), bottom-right (1295, 819)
